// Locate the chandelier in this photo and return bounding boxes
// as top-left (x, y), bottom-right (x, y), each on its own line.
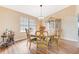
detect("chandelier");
top-left (38, 5), bottom-right (44, 20)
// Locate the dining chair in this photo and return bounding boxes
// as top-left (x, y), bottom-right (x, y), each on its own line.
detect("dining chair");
top-left (35, 30), bottom-right (49, 53)
top-left (50, 29), bottom-right (61, 50)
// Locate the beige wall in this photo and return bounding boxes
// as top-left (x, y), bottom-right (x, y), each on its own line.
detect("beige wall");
top-left (47, 6), bottom-right (78, 42)
top-left (0, 6), bottom-right (37, 41)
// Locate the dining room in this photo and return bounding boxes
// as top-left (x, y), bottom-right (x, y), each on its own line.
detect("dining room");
top-left (0, 5), bottom-right (78, 54)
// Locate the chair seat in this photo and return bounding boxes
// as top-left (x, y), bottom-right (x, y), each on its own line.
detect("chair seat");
top-left (37, 44), bottom-right (48, 48)
top-left (37, 40), bottom-right (48, 49)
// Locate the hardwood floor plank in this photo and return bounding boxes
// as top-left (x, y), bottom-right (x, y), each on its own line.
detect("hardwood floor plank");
top-left (0, 39), bottom-right (79, 54)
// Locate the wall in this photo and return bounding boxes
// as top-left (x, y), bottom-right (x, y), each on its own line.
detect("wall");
top-left (48, 6), bottom-right (78, 42)
top-left (0, 6), bottom-right (37, 42)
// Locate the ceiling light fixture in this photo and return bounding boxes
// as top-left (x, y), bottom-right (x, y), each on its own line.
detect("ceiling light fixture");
top-left (38, 5), bottom-right (44, 20)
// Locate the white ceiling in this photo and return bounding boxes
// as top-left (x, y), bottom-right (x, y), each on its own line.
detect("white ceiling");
top-left (2, 5), bottom-right (70, 17)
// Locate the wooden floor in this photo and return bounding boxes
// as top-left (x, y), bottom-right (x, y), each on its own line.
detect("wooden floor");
top-left (0, 39), bottom-right (79, 54)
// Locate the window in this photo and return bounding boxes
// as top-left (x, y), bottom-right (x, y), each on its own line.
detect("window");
top-left (45, 22), bottom-right (50, 32)
top-left (29, 19), bottom-right (36, 34)
top-left (20, 16), bottom-right (36, 34)
top-left (20, 16), bottom-right (28, 32)
top-left (45, 20), bottom-right (55, 35)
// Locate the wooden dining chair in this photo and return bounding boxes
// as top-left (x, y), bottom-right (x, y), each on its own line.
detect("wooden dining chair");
top-left (25, 28), bottom-right (31, 50)
top-left (50, 29), bottom-right (61, 50)
top-left (25, 28), bottom-right (37, 50)
top-left (35, 26), bottom-right (49, 53)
